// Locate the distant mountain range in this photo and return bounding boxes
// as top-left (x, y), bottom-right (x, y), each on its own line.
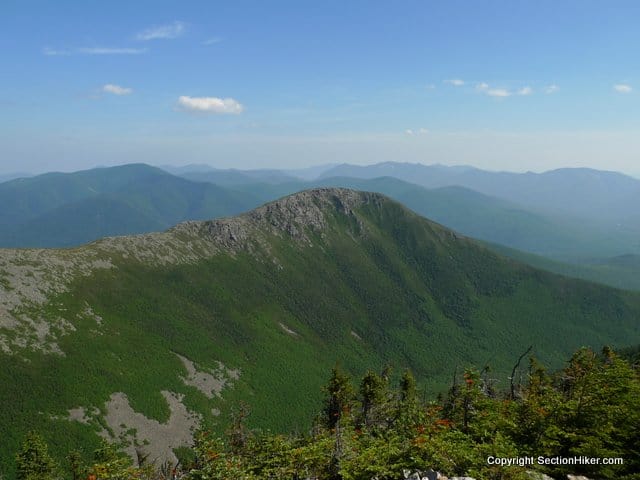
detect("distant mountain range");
top-left (1, 161), bottom-right (639, 289)
top-left (0, 164), bottom-right (256, 247)
top-left (1, 188), bottom-right (639, 475)
top-left (0, 172), bottom-right (32, 184)
top-left (319, 162), bottom-right (640, 228)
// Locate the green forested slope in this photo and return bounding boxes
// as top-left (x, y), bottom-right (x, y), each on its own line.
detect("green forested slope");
top-left (0, 189), bottom-right (639, 477)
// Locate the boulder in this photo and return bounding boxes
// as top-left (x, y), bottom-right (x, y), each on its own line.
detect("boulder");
top-left (422, 469), bottom-right (439, 480)
top-left (401, 469), bottom-right (446, 480)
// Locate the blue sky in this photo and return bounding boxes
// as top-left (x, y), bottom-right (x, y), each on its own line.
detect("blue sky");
top-left (2, 0), bottom-right (640, 174)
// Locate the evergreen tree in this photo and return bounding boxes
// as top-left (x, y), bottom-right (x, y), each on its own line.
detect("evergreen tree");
top-left (359, 369), bottom-right (386, 429)
top-left (88, 440), bottom-right (153, 480)
top-left (322, 364), bottom-right (354, 429)
top-left (399, 369), bottom-right (417, 404)
top-left (15, 431), bottom-right (58, 480)
top-left (395, 369), bottom-right (421, 433)
top-left (66, 450), bottom-right (84, 480)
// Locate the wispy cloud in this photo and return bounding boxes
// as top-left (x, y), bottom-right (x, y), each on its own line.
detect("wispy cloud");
top-left (177, 96), bottom-right (244, 114)
top-left (43, 46), bottom-right (147, 56)
top-left (613, 84), bottom-right (633, 94)
top-left (544, 84), bottom-right (559, 94)
top-left (476, 83), bottom-right (533, 98)
top-left (405, 127), bottom-right (429, 135)
top-left (43, 47), bottom-right (71, 56)
top-left (78, 47), bottom-right (147, 55)
top-left (486, 88), bottom-right (511, 98)
top-left (203, 37), bottom-right (222, 46)
top-left (103, 84), bottom-right (133, 95)
top-left (445, 79), bottom-right (465, 86)
top-left (136, 21), bottom-right (186, 41)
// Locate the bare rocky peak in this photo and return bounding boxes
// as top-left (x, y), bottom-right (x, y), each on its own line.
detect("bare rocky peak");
top-left (174, 188), bottom-right (385, 247)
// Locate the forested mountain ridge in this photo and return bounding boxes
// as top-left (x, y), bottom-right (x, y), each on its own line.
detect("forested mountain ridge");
top-left (0, 164), bottom-right (256, 247)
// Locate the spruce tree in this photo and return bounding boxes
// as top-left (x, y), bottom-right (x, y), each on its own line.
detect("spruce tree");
top-left (399, 369), bottom-right (417, 404)
top-left (322, 363), bottom-right (354, 429)
top-left (15, 431), bottom-right (58, 480)
top-left (359, 370), bottom-right (386, 429)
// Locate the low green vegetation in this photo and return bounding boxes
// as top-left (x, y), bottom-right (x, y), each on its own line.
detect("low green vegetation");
top-left (187, 347), bottom-right (640, 480)
top-left (13, 347), bottom-right (640, 479)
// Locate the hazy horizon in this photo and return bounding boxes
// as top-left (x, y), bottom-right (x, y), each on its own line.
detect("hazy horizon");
top-left (3, 1), bottom-right (640, 176)
top-left (4, 157), bottom-right (640, 180)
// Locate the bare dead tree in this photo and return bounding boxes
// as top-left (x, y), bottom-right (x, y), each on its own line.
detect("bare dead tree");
top-left (510, 345), bottom-right (533, 400)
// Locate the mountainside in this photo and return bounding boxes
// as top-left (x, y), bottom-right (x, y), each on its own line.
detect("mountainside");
top-left (1, 188), bottom-right (639, 476)
top-left (0, 164), bottom-right (256, 248)
top-left (0, 163), bottom-right (164, 226)
top-left (490, 245), bottom-right (640, 291)
top-left (226, 176), bottom-right (640, 261)
top-left (313, 177), bottom-right (629, 258)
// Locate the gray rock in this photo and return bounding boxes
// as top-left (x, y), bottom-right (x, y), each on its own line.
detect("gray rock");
top-left (400, 468), bottom-right (448, 480)
top-left (526, 470), bottom-right (555, 480)
top-left (422, 469), bottom-right (439, 480)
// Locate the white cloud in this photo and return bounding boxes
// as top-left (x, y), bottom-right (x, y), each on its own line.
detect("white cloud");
top-left (405, 129), bottom-right (414, 135)
top-left (203, 37), bottom-right (222, 45)
top-left (445, 79), bottom-right (465, 86)
top-left (177, 96), bottom-right (244, 114)
top-left (613, 84), bottom-right (633, 94)
top-left (545, 84), bottom-right (559, 94)
top-left (486, 88), bottom-right (511, 98)
top-left (418, 128), bottom-right (429, 134)
top-left (476, 83), bottom-right (532, 98)
top-left (103, 84), bottom-right (133, 95)
top-left (136, 21), bottom-right (186, 41)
